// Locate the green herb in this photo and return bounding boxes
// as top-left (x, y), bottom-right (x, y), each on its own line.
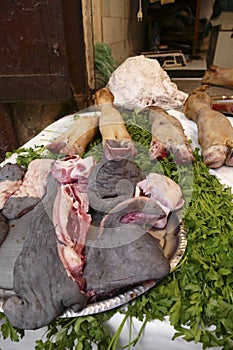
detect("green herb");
top-left (0, 313), bottom-right (24, 342)
top-left (1, 113), bottom-right (233, 349)
top-left (94, 42), bottom-right (119, 87)
top-left (5, 145), bottom-right (62, 168)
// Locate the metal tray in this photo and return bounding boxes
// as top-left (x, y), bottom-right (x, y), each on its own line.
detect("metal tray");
top-left (0, 111), bottom-right (187, 317)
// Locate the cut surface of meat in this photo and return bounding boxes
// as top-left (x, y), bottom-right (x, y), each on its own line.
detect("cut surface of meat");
top-left (3, 175), bottom-right (87, 330)
top-left (147, 106), bottom-right (194, 163)
top-left (98, 196), bottom-right (167, 234)
top-left (2, 158), bottom-right (53, 219)
top-left (184, 86), bottom-right (233, 168)
top-left (103, 139), bottom-right (137, 161)
top-left (52, 155), bottom-right (95, 290)
top-left (0, 163), bottom-right (25, 210)
top-left (137, 173), bottom-right (184, 215)
top-left (84, 195), bottom-right (170, 301)
top-left (52, 155), bottom-right (96, 184)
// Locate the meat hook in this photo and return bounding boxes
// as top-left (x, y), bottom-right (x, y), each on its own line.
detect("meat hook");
top-left (137, 0), bottom-right (143, 21)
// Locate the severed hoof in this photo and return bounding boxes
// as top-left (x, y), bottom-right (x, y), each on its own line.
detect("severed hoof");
top-left (225, 147), bottom-right (233, 166)
top-left (202, 145), bottom-right (226, 169)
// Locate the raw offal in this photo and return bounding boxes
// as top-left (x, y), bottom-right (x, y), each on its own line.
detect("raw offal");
top-left (137, 173), bottom-right (184, 217)
top-left (94, 87), bottom-right (137, 160)
top-left (107, 55), bottom-right (188, 110)
top-left (99, 196), bottom-right (166, 231)
top-left (2, 154), bottom-right (184, 328)
top-left (184, 86), bottom-right (233, 168)
top-left (147, 106), bottom-right (194, 163)
top-left (47, 115), bottom-right (99, 156)
top-left (3, 175), bottom-right (87, 330)
top-left (202, 65), bottom-right (233, 88)
top-left (0, 163), bottom-right (25, 210)
top-left (52, 155), bottom-right (96, 184)
top-left (88, 157), bottom-right (145, 214)
top-left (84, 197), bottom-right (170, 302)
top-left (2, 158), bottom-right (53, 220)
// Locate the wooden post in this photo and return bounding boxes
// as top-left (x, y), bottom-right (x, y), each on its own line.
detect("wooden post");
top-left (0, 104), bottom-right (18, 162)
top-left (192, 0), bottom-right (201, 58)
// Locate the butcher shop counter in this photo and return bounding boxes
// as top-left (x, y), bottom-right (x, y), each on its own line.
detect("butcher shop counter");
top-left (0, 107), bottom-right (232, 350)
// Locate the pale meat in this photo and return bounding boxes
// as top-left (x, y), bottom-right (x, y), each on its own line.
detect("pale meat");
top-left (47, 115), bottom-right (99, 156)
top-left (51, 155), bottom-right (96, 184)
top-left (84, 196), bottom-right (170, 301)
top-left (0, 163), bottom-right (25, 210)
top-left (53, 184), bottom-right (91, 291)
top-left (137, 173), bottom-right (184, 216)
top-left (2, 158), bottom-right (53, 219)
top-left (94, 87), bottom-right (137, 160)
top-left (107, 196), bottom-right (167, 229)
top-left (202, 65), bottom-right (233, 88)
top-left (184, 86), bottom-right (233, 168)
top-left (107, 55), bottom-right (188, 110)
top-left (147, 106), bottom-right (194, 163)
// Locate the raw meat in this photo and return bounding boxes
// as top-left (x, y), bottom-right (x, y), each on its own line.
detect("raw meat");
top-left (52, 155), bottom-right (95, 290)
top-left (184, 86), bottom-right (233, 168)
top-left (137, 173), bottom-right (184, 216)
top-left (47, 115), bottom-right (99, 156)
top-left (107, 55), bottom-right (188, 110)
top-left (202, 65), bottom-right (233, 88)
top-left (84, 196), bottom-right (170, 301)
top-left (99, 196), bottom-right (167, 230)
top-left (0, 163), bottom-right (25, 210)
top-left (88, 157), bottom-right (145, 214)
top-left (2, 158), bottom-right (53, 219)
top-left (94, 87), bottom-right (137, 160)
top-left (52, 155), bottom-right (96, 184)
top-left (0, 213), bottom-right (8, 246)
top-left (147, 106), bottom-right (194, 163)
top-left (3, 175), bottom-right (87, 330)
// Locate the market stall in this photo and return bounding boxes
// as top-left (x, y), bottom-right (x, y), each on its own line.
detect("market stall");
top-left (0, 54), bottom-right (232, 350)
top-left (0, 95), bottom-right (232, 349)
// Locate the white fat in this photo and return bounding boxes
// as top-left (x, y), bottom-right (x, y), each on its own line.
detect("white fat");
top-left (107, 55), bottom-right (188, 111)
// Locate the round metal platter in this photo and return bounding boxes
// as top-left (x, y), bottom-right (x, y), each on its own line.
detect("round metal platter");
top-left (0, 110), bottom-right (188, 317)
